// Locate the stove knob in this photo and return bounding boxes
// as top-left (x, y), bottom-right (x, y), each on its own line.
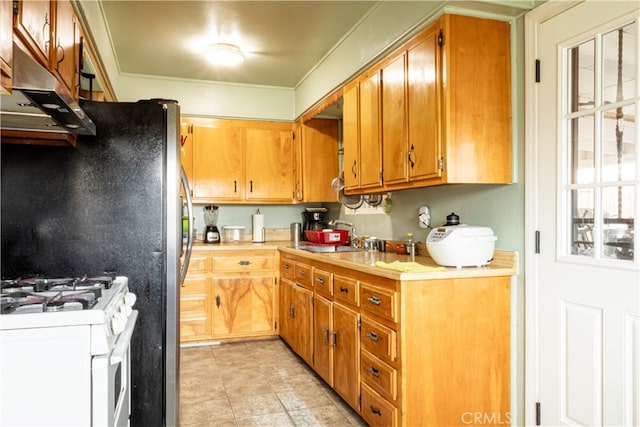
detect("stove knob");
top-left (124, 292), bottom-right (137, 307)
top-left (110, 313), bottom-right (127, 335)
top-left (118, 301), bottom-right (132, 316)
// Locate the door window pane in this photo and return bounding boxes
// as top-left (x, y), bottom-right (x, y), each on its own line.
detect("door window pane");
top-left (570, 115), bottom-right (595, 184)
top-left (569, 39), bottom-right (595, 112)
top-left (601, 185), bottom-right (634, 260)
top-left (571, 189), bottom-right (594, 256)
top-left (602, 23), bottom-right (636, 104)
top-left (602, 104), bottom-right (635, 182)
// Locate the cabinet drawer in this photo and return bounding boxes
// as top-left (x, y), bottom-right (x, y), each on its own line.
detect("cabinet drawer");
top-left (181, 276), bottom-right (207, 293)
top-left (212, 255), bottom-right (274, 271)
top-left (187, 255), bottom-right (209, 273)
top-left (361, 283), bottom-right (397, 322)
top-left (361, 350), bottom-right (397, 401)
top-left (313, 268), bottom-right (333, 297)
top-left (360, 383), bottom-right (398, 427)
top-left (180, 297), bottom-right (208, 315)
top-left (180, 318), bottom-right (209, 340)
top-left (280, 258), bottom-right (295, 280)
top-left (360, 317), bottom-right (397, 362)
top-left (295, 262), bottom-right (313, 289)
top-left (333, 274), bottom-right (359, 307)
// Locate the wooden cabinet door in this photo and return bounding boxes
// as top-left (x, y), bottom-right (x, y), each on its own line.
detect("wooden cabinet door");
top-left (52, 0), bottom-right (78, 97)
top-left (381, 53), bottom-right (408, 185)
top-left (292, 121), bottom-right (303, 201)
top-left (291, 284), bottom-right (313, 366)
top-left (244, 123), bottom-right (293, 202)
top-left (407, 22), bottom-right (442, 182)
top-left (179, 122), bottom-right (193, 197)
top-left (180, 275), bottom-right (211, 341)
top-left (358, 69), bottom-right (382, 189)
top-left (313, 295), bottom-right (333, 386)
top-left (342, 83), bottom-right (359, 190)
top-left (192, 122), bottom-right (244, 201)
top-left (14, 0), bottom-right (52, 65)
top-left (279, 278), bottom-right (295, 347)
top-left (300, 119), bottom-right (339, 202)
top-left (211, 273), bottom-right (275, 338)
top-left (0, 0), bottom-right (12, 94)
top-left (332, 303), bottom-right (360, 410)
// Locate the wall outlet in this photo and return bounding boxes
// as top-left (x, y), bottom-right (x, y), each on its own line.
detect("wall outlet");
top-left (419, 206), bottom-right (431, 228)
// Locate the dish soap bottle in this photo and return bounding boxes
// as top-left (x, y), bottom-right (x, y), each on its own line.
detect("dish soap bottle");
top-left (405, 232), bottom-right (416, 258)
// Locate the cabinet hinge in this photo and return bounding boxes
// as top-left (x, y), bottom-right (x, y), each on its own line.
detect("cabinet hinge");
top-left (188, 124), bottom-right (193, 134)
top-left (437, 30), bottom-right (444, 47)
top-left (274, 320), bottom-right (277, 330)
top-left (358, 395), bottom-right (362, 408)
top-left (12, 0), bottom-right (18, 15)
top-left (535, 401), bottom-right (541, 425)
top-left (535, 59), bottom-right (541, 83)
top-left (380, 170), bottom-right (384, 181)
top-left (438, 157), bottom-right (444, 171)
top-left (535, 230), bottom-right (540, 254)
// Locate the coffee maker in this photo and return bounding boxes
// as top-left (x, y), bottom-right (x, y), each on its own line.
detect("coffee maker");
top-left (301, 208), bottom-right (327, 240)
top-left (203, 205), bottom-right (220, 243)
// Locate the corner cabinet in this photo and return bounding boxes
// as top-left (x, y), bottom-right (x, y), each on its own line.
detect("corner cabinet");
top-left (180, 248), bottom-right (278, 343)
top-left (293, 118), bottom-right (339, 203)
top-left (342, 13), bottom-right (512, 194)
top-left (180, 118), bottom-right (294, 204)
top-left (278, 250), bottom-right (511, 426)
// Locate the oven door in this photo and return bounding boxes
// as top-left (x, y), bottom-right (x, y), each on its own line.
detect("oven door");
top-left (92, 310), bottom-right (138, 427)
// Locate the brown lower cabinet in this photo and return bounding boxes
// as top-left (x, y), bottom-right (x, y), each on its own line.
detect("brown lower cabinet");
top-left (180, 248), bottom-right (278, 343)
top-left (279, 251), bottom-right (511, 426)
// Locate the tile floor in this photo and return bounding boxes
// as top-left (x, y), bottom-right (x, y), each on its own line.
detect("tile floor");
top-left (179, 338), bottom-right (367, 426)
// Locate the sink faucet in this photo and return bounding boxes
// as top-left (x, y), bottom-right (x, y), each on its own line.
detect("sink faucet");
top-left (328, 219), bottom-right (359, 247)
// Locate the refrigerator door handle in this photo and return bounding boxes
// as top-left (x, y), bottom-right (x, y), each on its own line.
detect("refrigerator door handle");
top-left (180, 166), bottom-right (194, 285)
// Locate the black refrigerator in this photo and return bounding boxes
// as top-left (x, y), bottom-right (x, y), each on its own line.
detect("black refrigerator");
top-left (1, 99), bottom-right (191, 426)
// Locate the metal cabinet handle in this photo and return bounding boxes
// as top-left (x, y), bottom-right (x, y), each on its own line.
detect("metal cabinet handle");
top-left (215, 295), bottom-right (221, 308)
top-left (370, 406), bottom-right (382, 416)
top-left (367, 296), bottom-right (381, 305)
top-left (367, 366), bottom-right (380, 377)
top-left (56, 38), bottom-right (65, 68)
top-left (283, 263), bottom-right (290, 270)
top-left (332, 331), bottom-right (337, 347)
top-left (323, 327), bottom-right (329, 345)
top-left (339, 287), bottom-right (349, 293)
top-left (250, 180), bottom-right (254, 193)
top-left (408, 144), bottom-right (416, 169)
top-left (234, 180), bottom-right (237, 193)
top-left (351, 160), bottom-right (357, 178)
top-left (289, 303), bottom-right (294, 319)
top-left (316, 277), bottom-right (324, 284)
top-left (365, 331), bottom-right (379, 342)
top-left (238, 260), bottom-right (251, 266)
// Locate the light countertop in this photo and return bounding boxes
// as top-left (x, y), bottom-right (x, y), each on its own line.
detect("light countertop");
top-left (190, 240), bottom-right (518, 281)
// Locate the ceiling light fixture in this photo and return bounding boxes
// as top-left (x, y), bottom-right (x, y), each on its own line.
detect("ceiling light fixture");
top-left (205, 43), bottom-right (245, 66)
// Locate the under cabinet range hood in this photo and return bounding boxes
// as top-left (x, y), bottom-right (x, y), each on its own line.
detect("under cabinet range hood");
top-left (0, 43), bottom-right (96, 135)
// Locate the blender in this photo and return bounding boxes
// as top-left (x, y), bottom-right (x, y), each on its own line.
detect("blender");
top-left (203, 205), bottom-right (220, 243)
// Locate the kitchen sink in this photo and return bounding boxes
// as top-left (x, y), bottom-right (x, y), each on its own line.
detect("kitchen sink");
top-left (293, 245), bottom-right (364, 253)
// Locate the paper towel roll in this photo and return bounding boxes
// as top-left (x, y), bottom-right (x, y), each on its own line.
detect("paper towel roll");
top-left (252, 212), bottom-right (265, 242)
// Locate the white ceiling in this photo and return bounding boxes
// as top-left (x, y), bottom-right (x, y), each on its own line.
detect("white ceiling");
top-left (99, 1), bottom-right (377, 88)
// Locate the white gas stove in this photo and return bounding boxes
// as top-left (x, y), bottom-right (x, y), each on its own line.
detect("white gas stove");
top-left (0, 275), bottom-right (138, 426)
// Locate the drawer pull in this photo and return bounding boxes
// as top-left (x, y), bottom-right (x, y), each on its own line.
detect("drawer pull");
top-left (339, 287), bottom-right (349, 293)
top-left (365, 331), bottom-right (379, 342)
top-left (238, 260), bottom-right (251, 266)
top-left (283, 263), bottom-right (290, 270)
top-left (323, 327), bottom-right (329, 344)
top-left (215, 295), bottom-right (221, 308)
top-left (316, 277), bottom-right (324, 284)
top-left (367, 366), bottom-right (380, 377)
top-left (367, 296), bottom-right (381, 305)
top-left (332, 331), bottom-right (338, 347)
top-left (299, 270), bottom-right (306, 276)
top-left (370, 406), bottom-right (383, 416)
top-left (289, 303), bottom-right (295, 319)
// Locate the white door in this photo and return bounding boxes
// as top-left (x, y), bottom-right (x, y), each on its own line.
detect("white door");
top-left (526, 1), bottom-right (639, 426)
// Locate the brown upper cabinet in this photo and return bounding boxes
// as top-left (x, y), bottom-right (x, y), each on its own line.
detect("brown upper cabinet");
top-left (293, 118), bottom-right (339, 203)
top-left (0, 0), bottom-right (12, 94)
top-left (181, 117), bottom-right (295, 204)
top-left (342, 13), bottom-right (512, 194)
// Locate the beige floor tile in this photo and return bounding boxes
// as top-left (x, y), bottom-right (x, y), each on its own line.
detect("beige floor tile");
top-left (234, 412), bottom-right (295, 427)
top-left (287, 405), bottom-right (355, 427)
